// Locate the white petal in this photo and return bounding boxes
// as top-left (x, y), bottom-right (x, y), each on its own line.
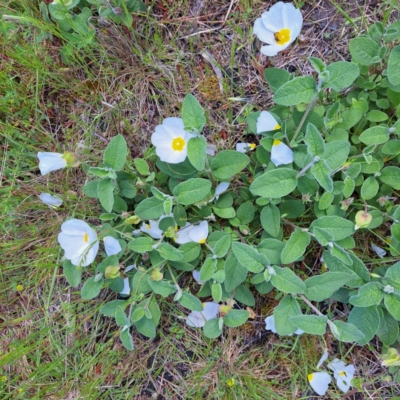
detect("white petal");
top-left (328, 360), bottom-right (355, 393)
top-left (132, 229), bottom-right (141, 236)
top-left (175, 223), bottom-right (194, 244)
top-left (39, 193), bottom-right (63, 207)
top-left (317, 349), bottom-right (329, 368)
top-left (161, 117), bottom-right (186, 138)
top-left (253, 18), bottom-right (275, 44)
top-left (261, 2), bottom-right (285, 32)
top-left (308, 372), bottom-right (331, 396)
top-left (256, 111), bottom-right (279, 133)
top-left (294, 328), bottom-right (304, 335)
top-left (58, 233), bottom-right (87, 259)
top-left (188, 221), bottom-right (209, 243)
top-left (37, 152), bottom-right (67, 176)
top-left (271, 141), bottom-right (294, 166)
top-left (214, 182), bottom-right (230, 201)
top-left (103, 236), bottom-right (122, 256)
top-left (260, 43), bottom-right (287, 57)
top-left (371, 243), bottom-right (386, 258)
top-left (236, 143), bottom-right (255, 153)
top-left (140, 220), bottom-right (163, 239)
top-left (264, 315), bottom-right (277, 333)
top-left (282, 3), bottom-right (303, 40)
top-left (202, 302), bottom-right (219, 320)
top-left (206, 144), bottom-right (217, 156)
top-left (186, 311), bottom-right (206, 327)
top-left (120, 278), bottom-right (131, 296)
top-left (327, 359), bottom-right (346, 377)
top-left (192, 270), bottom-right (203, 285)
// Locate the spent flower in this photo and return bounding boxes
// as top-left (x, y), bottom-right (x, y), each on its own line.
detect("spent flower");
top-left (271, 139), bottom-right (294, 166)
top-left (39, 193), bottom-right (63, 207)
top-left (186, 302), bottom-right (219, 328)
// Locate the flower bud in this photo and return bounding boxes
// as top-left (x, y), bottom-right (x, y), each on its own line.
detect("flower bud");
top-left (151, 268), bottom-right (163, 281)
top-left (125, 215), bottom-right (141, 225)
top-left (105, 265), bottom-right (120, 279)
top-left (355, 210), bottom-right (372, 229)
top-left (62, 151), bottom-right (79, 167)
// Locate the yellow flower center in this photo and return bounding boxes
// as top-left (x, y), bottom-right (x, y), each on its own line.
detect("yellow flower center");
top-left (198, 238), bottom-right (206, 244)
top-left (274, 123), bottom-right (281, 130)
top-left (274, 28), bottom-right (291, 45)
top-left (273, 139), bottom-right (282, 146)
top-left (339, 371), bottom-right (347, 377)
top-left (171, 137), bottom-right (186, 151)
top-left (16, 284), bottom-right (24, 291)
top-left (146, 224), bottom-right (151, 229)
top-left (307, 373), bottom-right (314, 382)
top-left (249, 143), bottom-right (256, 149)
top-left (83, 233), bottom-right (89, 243)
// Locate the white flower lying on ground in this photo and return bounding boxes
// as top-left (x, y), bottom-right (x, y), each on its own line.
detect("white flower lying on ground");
top-left (371, 242), bottom-right (386, 258)
top-left (151, 117), bottom-right (195, 164)
top-left (175, 221), bottom-right (209, 244)
top-left (120, 265), bottom-right (136, 296)
top-left (308, 372), bottom-right (332, 396)
top-left (39, 193), bottom-right (63, 207)
top-left (140, 220), bottom-right (163, 239)
top-left (58, 219), bottom-right (99, 266)
top-left (256, 111), bottom-right (281, 133)
top-left (236, 143), bottom-right (256, 153)
top-left (186, 302), bottom-right (219, 327)
top-left (103, 236), bottom-right (122, 256)
top-left (253, 2), bottom-right (303, 56)
top-left (37, 152), bottom-right (67, 176)
top-left (264, 315), bottom-right (303, 335)
top-left (271, 139), bottom-right (294, 166)
top-left (327, 359), bottom-right (355, 393)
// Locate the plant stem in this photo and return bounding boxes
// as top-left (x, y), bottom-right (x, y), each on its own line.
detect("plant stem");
top-left (299, 294), bottom-right (324, 316)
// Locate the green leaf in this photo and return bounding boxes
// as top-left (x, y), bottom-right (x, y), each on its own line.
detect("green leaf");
top-left (135, 197), bottom-right (164, 220)
top-left (157, 243), bottom-right (183, 261)
top-left (380, 167), bottom-right (400, 190)
top-left (349, 36), bottom-right (381, 66)
top-left (63, 260), bottom-right (82, 287)
top-left (200, 257), bottom-right (217, 282)
top-left (324, 61), bottom-right (359, 91)
top-left (134, 316), bottom-right (156, 338)
top-left (179, 292), bottom-right (203, 311)
top-left (128, 237), bottom-right (154, 253)
top-left (264, 68), bottom-right (291, 92)
top-left (311, 160), bottom-right (333, 192)
top-left (271, 266), bottom-right (306, 294)
top-left (304, 272), bottom-right (352, 301)
top-left (187, 136), bottom-right (207, 171)
top-left (182, 94), bottom-right (206, 133)
top-left (324, 141), bottom-right (350, 171)
top-left (361, 177), bottom-right (379, 200)
top-left (348, 306), bottom-right (380, 345)
top-left (260, 204), bottom-right (281, 237)
top-left (274, 296), bottom-right (302, 336)
top-left (349, 282), bottom-right (384, 307)
top-left (223, 310), bottom-right (249, 328)
top-left (148, 278), bottom-right (176, 297)
top-left (250, 168), bottom-right (297, 198)
top-left (156, 158), bottom-right (197, 179)
top-left (290, 315), bottom-right (327, 335)
top-left (179, 242), bottom-right (200, 262)
top-left (366, 110), bottom-right (388, 122)
top-left (234, 284), bottom-right (255, 306)
top-left (134, 158), bottom-right (150, 175)
top-left (210, 150), bottom-right (250, 180)
top-left (83, 180), bottom-right (99, 198)
top-left (231, 242), bottom-right (266, 273)
top-left (81, 276), bottom-right (103, 300)
top-left (384, 294), bottom-right (400, 321)
top-left (213, 207), bottom-right (235, 219)
top-left (388, 46), bottom-right (400, 87)
top-left (258, 239), bottom-right (285, 264)
top-left (359, 125), bottom-right (389, 145)
top-left (273, 76), bottom-right (317, 106)
top-left (280, 228), bottom-right (310, 264)
top-left (115, 308), bottom-right (131, 327)
top-left (104, 134), bottom-right (128, 171)
top-left (329, 320), bottom-right (365, 342)
top-left (120, 329), bottom-right (134, 350)
top-left (305, 123), bottom-right (325, 158)
top-left (318, 192), bottom-right (334, 210)
top-left (173, 178), bottom-right (212, 205)
top-left (97, 178), bottom-right (115, 212)
top-left (236, 201), bottom-right (255, 225)
top-left (224, 253), bottom-right (248, 292)
top-left (119, 181), bottom-right (137, 198)
top-left (310, 216), bottom-right (354, 242)
top-left (101, 300), bottom-right (127, 317)
top-left (203, 318), bottom-right (222, 338)
top-left (384, 262), bottom-right (400, 289)
top-left (382, 140), bottom-right (400, 155)
top-left (213, 235), bottom-right (231, 258)
top-left (376, 309), bottom-right (399, 345)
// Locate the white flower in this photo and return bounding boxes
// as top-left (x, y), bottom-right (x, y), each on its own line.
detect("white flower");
top-left (120, 265), bottom-right (135, 296)
top-left (371, 243), bottom-right (386, 258)
top-left (151, 117), bottom-right (196, 164)
top-left (253, 2), bottom-right (303, 56)
top-left (175, 223), bottom-right (193, 244)
top-left (37, 152), bottom-right (67, 176)
top-left (186, 302), bottom-right (219, 328)
top-left (327, 359), bottom-right (355, 393)
top-left (212, 182), bottom-right (230, 201)
top-left (140, 220), bottom-right (163, 239)
top-left (192, 270), bottom-right (203, 285)
top-left (236, 143), bottom-right (256, 153)
top-left (271, 139), bottom-right (294, 166)
top-left (175, 221), bottom-right (209, 244)
top-left (103, 236), bottom-right (122, 256)
top-left (308, 372), bottom-right (331, 396)
top-left (39, 193), bottom-right (63, 207)
top-left (256, 111), bottom-right (281, 133)
top-left (58, 219), bottom-right (99, 266)
top-left (264, 315), bottom-right (303, 335)
top-left (317, 349), bottom-right (329, 368)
